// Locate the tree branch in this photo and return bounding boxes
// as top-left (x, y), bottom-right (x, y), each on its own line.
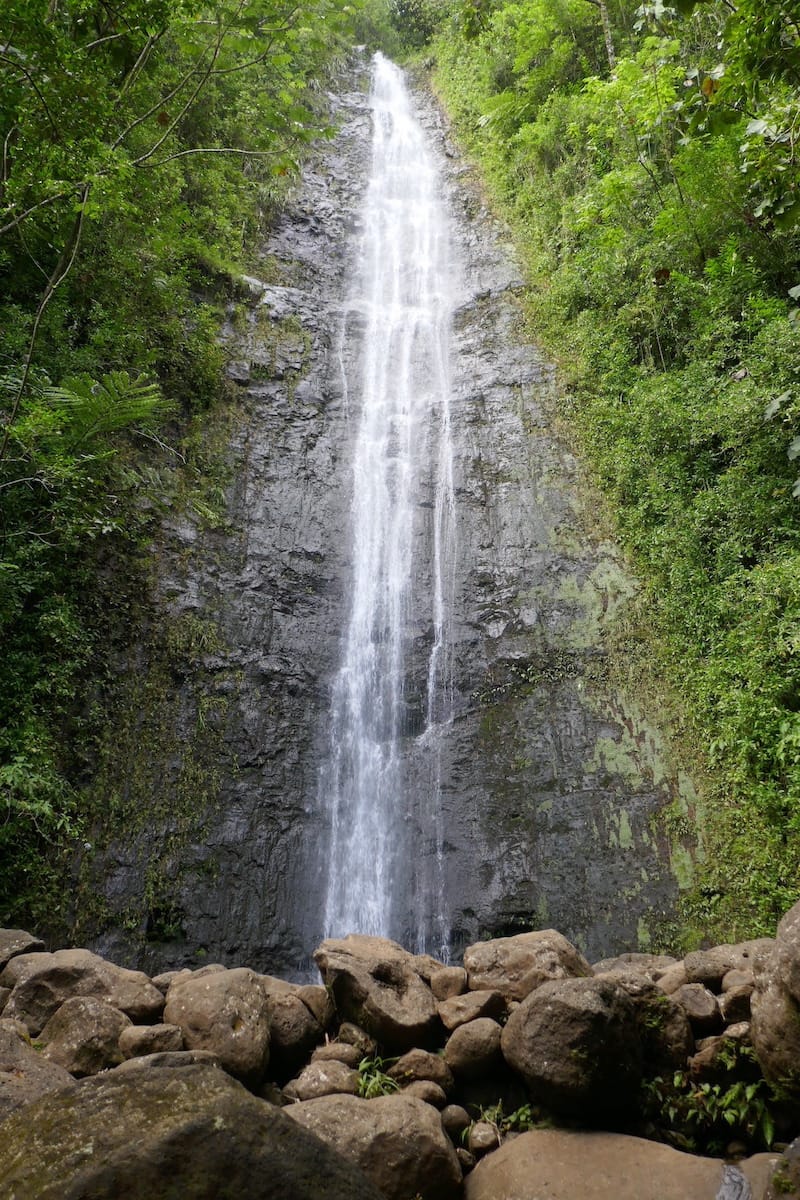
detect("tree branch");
top-left (0, 190), bottom-right (73, 237)
top-left (0, 54), bottom-right (60, 139)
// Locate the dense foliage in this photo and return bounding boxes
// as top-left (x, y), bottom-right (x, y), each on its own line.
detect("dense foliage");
top-left (421, 0), bottom-right (800, 939)
top-left (0, 0), bottom-right (362, 920)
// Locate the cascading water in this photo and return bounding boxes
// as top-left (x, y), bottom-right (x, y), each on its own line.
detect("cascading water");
top-left (320, 53), bottom-right (457, 956)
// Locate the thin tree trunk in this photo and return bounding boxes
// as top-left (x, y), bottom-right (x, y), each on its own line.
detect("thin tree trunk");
top-left (585, 0), bottom-right (616, 70)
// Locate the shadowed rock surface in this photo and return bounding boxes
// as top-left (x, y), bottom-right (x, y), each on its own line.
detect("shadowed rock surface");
top-left (0, 1064), bottom-right (384, 1200)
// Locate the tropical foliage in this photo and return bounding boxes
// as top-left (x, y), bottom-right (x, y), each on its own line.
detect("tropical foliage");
top-left (417, 0), bottom-right (800, 940)
top-left (0, 0), bottom-right (361, 919)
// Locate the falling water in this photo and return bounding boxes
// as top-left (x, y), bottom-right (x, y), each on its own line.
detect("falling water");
top-left (320, 53), bottom-right (457, 956)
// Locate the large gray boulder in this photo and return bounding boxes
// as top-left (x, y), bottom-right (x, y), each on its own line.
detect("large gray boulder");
top-left (163, 967), bottom-right (270, 1084)
top-left (285, 1092), bottom-right (462, 1200)
top-left (463, 1128), bottom-right (778, 1200)
top-left (0, 1063), bottom-right (384, 1199)
top-left (39, 995), bottom-right (131, 1076)
top-left (595, 973), bottom-right (693, 1072)
top-left (314, 936), bottom-right (440, 1052)
top-left (0, 1018), bottom-right (75, 1122)
top-left (501, 977), bottom-right (642, 1120)
top-left (752, 979), bottom-right (800, 1097)
top-left (463, 930), bottom-right (591, 1002)
top-left (1, 949), bottom-right (164, 1034)
top-left (752, 900), bottom-right (800, 1098)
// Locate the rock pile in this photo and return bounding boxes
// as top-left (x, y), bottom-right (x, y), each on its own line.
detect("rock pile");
top-left (2, 912), bottom-right (800, 1198)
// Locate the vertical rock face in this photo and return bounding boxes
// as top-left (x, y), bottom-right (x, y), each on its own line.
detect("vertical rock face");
top-left (79, 55), bottom-right (695, 975)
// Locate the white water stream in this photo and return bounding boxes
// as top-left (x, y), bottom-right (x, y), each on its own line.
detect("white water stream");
top-left (320, 54), bottom-right (457, 956)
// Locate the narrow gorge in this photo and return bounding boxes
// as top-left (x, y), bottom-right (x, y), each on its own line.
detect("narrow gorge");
top-left (77, 53), bottom-right (697, 976)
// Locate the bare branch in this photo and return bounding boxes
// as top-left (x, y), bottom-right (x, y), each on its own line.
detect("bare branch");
top-left (0, 54), bottom-right (60, 138)
top-left (136, 145), bottom-right (288, 169)
top-left (0, 190), bottom-right (73, 237)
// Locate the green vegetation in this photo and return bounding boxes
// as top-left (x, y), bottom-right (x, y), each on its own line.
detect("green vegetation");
top-left (4, 0), bottom-right (800, 951)
top-left (357, 1055), bottom-right (400, 1097)
top-left (642, 1044), bottom-right (778, 1154)
top-left (0, 0), bottom-right (365, 923)
top-left (390, 0), bottom-right (800, 942)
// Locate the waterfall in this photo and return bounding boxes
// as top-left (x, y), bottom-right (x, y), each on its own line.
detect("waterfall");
top-left (320, 53), bottom-right (457, 956)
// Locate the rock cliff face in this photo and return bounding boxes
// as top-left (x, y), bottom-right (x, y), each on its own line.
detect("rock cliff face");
top-left (77, 56), bottom-right (697, 975)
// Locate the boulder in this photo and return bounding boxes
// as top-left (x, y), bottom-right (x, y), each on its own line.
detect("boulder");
top-left (673, 983), bottom-right (721, 1034)
top-left (163, 967), bottom-right (270, 1083)
top-left (441, 1103), bottom-right (471, 1140)
top-left (2, 949), bottom-right (164, 1034)
top-left (655, 963), bottom-right (688, 995)
top-left (114, 1049), bottom-right (222, 1073)
top-left (438, 988), bottom-right (506, 1031)
top-left (0, 929), bottom-right (44, 972)
top-left (403, 1079), bottom-right (447, 1107)
top-left (337, 1022), bottom-right (378, 1057)
top-left (119, 1023), bottom-right (184, 1059)
top-left (283, 1059), bottom-right (360, 1101)
top-left (468, 1121), bottom-right (501, 1156)
top-left (0, 1063), bottom-right (384, 1199)
top-left (719, 984), bottom-right (753, 1025)
top-left (285, 1092), bottom-right (462, 1200)
top-left (772, 901), bottom-right (800, 1004)
top-left (0, 1018), bottom-right (75, 1121)
top-left (684, 941), bottom-right (774, 991)
top-left (266, 991), bottom-right (323, 1079)
top-left (752, 979), bottom-right (800, 1096)
top-left (722, 968), bottom-right (755, 993)
top-left (296, 984), bottom-right (335, 1030)
top-left (463, 1128), bottom-right (778, 1200)
top-left (463, 930), bottom-right (591, 1002)
top-left (39, 996), bottom-right (131, 1076)
top-left (151, 968), bottom-right (191, 995)
top-left (501, 977), bottom-right (642, 1120)
top-left (431, 967), bottom-right (467, 1001)
top-left (388, 1047), bottom-right (455, 1094)
top-left (597, 974), bottom-right (692, 1072)
top-left (314, 936), bottom-right (440, 1052)
top-left (766, 1134), bottom-right (800, 1199)
top-left (591, 953), bottom-right (677, 981)
top-left (444, 1017), bottom-right (503, 1079)
top-left (312, 1041), bottom-right (363, 1067)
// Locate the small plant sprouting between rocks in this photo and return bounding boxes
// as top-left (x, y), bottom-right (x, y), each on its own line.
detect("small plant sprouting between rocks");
top-left (357, 1056), bottom-right (399, 1099)
top-left (642, 1048), bottom-right (777, 1154)
top-left (463, 1101), bottom-right (540, 1143)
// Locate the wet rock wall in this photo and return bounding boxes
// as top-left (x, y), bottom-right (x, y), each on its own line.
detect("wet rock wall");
top-left (77, 57), bottom-right (696, 974)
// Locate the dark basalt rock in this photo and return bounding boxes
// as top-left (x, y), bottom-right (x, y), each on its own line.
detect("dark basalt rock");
top-left (76, 56), bottom-right (695, 976)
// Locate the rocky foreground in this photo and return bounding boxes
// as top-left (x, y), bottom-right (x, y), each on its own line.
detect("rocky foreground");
top-left (3, 909), bottom-right (800, 1198)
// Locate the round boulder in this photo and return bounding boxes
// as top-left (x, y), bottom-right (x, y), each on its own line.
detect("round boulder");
top-left (39, 996), bottom-right (131, 1077)
top-left (163, 967), bottom-right (270, 1084)
top-left (443, 1017), bottom-right (503, 1079)
top-left (501, 977), bottom-right (642, 1120)
top-left (285, 1092), bottom-right (462, 1200)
